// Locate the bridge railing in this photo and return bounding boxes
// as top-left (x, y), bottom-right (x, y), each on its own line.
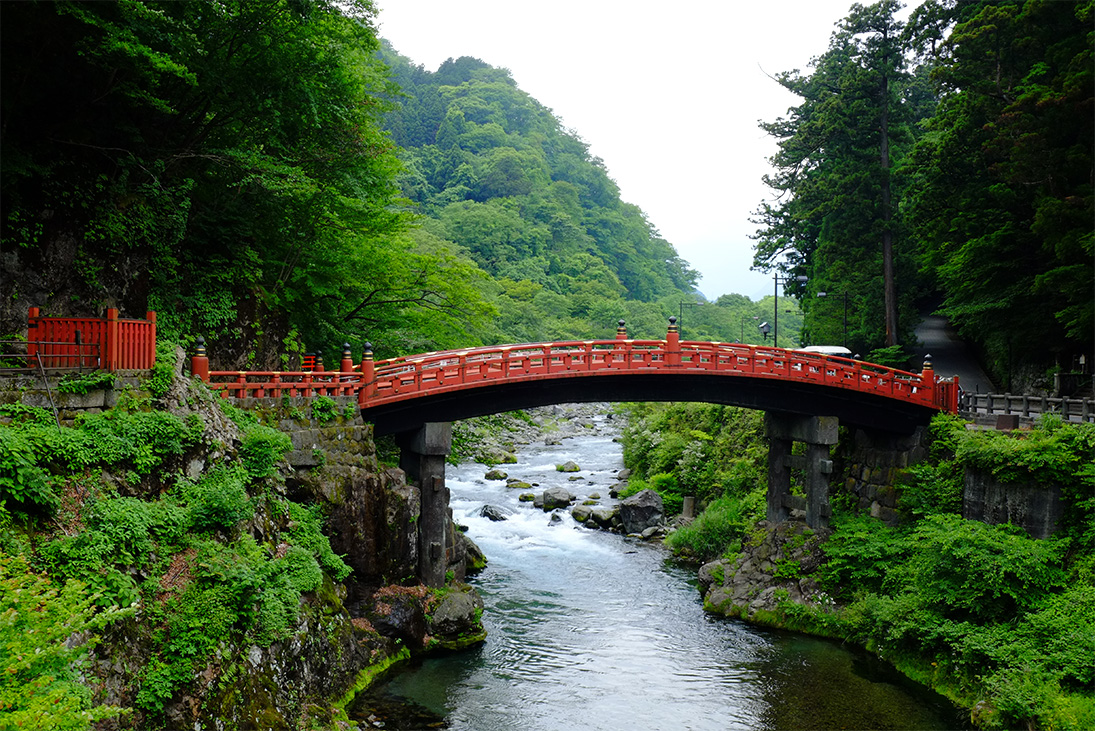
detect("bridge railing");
top-left (190, 321), bottom-right (959, 415)
top-left (363, 338), bottom-right (956, 412)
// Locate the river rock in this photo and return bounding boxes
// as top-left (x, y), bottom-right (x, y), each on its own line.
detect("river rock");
top-left (548, 513), bottom-right (563, 524)
top-left (484, 468), bottom-right (508, 481)
top-left (589, 506), bottom-right (618, 528)
top-left (427, 585), bottom-right (487, 651)
top-left (699, 521), bottom-right (833, 621)
top-left (556, 460), bottom-right (581, 473)
top-left (506, 479), bottom-right (533, 490)
top-left (479, 505), bottom-right (509, 522)
top-left (620, 489), bottom-right (663, 534)
top-left (571, 504), bottom-right (593, 523)
top-left (609, 481), bottom-right (627, 498)
top-left (541, 486), bottom-right (575, 510)
top-left (518, 492), bottom-right (536, 502)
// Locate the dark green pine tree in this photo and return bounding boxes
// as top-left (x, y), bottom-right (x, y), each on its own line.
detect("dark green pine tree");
top-left (752, 0), bottom-right (928, 356)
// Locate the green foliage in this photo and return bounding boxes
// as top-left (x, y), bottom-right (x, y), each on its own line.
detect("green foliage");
top-left (818, 505), bottom-right (1090, 730)
top-left (753, 0), bottom-right (924, 353)
top-left (284, 502), bottom-right (351, 582)
top-left (310, 395), bottom-right (338, 423)
top-left (237, 423), bottom-right (292, 480)
top-left (905, 0), bottom-right (1093, 383)
top-left (174, 466), bottom-right (253, 533)
top-left (56, 371), bottom-right (116, 395)
top-left (146, 338), bottom-right (178, 399)
top-left (664, 493), bottom-right (763, 562)
top-left (0, 551), bottom-right (132, 729)
top-left (620, 403), bottom-right (766, 503)
top-left (136, 522), bottom-right (346, 712)
top-left (0, 427), bottom-right (58, 513)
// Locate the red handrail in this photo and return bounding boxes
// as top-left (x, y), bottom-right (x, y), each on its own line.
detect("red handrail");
top-left (193, 336), bottom-right (958, 414)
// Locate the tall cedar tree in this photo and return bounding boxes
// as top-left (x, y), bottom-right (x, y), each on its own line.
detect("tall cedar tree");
top-left (752, 0), bottom-right (924, 355)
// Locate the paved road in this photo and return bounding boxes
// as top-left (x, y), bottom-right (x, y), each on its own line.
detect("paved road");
top-left (912, 315), bottom-right (996, 394)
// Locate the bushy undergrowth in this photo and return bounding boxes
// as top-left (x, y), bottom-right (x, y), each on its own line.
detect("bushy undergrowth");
top-left (664, 493), bottom-right (763, 561)
top-left (0, 398), bottom-right (203, 514)
top-left (1, 380), bottom-right (350, 727)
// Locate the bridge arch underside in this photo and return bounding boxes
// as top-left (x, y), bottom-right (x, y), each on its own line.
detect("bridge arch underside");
top-left (362, 373), bottom-right (937, 436)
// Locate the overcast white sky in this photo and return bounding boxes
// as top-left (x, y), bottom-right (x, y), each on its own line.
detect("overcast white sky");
top-left (375, 0), bottom-right (860, 301)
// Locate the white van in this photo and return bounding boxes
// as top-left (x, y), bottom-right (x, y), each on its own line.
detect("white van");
top-left (797, 345), bottom-right (854, 357)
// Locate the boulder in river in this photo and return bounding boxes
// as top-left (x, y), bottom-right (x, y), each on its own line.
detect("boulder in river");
top-left (506, 479), bottom-right (533, 490)
top-left (479, 505), bottom-right (509, 522)
top-left (556, 460), bottom-right (581, 473)
top-left (620, 489), bottom-right (664, 534)
top-left (541, 486), bottom-right (575, 510)
top-left (590, 506), bottom-right (618, 528)
top-left (571, 504), bottom-right (593, 523)
top-left (484, 468), bottom-right (508, 481)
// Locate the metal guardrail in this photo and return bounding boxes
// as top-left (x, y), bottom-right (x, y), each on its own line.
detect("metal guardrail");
top-left (959, 392), bottom-right (1094, 424)
top-left (0, 340), bottom-right (102, 374)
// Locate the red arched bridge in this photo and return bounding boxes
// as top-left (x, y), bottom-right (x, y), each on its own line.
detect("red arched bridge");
top-left (191, 319), bottom-right (959, 584)
top-left (193, 320), bottom-right (959, 436)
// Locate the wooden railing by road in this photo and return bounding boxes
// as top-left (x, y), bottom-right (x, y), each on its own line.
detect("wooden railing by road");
top-left (960, 391), bottom-right (1093, 424)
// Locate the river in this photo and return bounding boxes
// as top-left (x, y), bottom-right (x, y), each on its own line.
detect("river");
top-left (351, 407), bottom-right (967, 730)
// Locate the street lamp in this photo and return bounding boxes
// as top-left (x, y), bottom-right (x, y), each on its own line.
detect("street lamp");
top-left (773, 273), bottom-right (808, 348)
top-left (741, 315), bottom-right (759, 342)
top-left (816, 291), bottom-right (849, 349)
top-left (679, 301), bottom-right (700, 340)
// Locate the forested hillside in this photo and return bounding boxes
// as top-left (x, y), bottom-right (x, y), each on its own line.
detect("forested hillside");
top-left (753, 0), bottom-right (1092, 384)
top-left (1, 0), bottom-right (790, 366)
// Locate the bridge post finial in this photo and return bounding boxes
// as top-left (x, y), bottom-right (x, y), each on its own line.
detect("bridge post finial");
top-left (666, 317), bottom-right (681, 366)
top-left (921, 353), bottom-right (937, 406)
top-left (358, 343), bottom-right (375, 404)
top-left (616, 320), bottom-right (627, 340)
top-left (340, 343), bottom-right (354, 389)
top-left (191, 337), bottom-right (210, 382)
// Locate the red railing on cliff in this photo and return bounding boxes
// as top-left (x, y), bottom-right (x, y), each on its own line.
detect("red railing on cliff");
top-left (23, 307), bottom-right (157, 371)
top-left (191, 320), bottom-right (961, 415)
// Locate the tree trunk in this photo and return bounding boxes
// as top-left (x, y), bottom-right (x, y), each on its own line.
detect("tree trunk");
top-left (880, 60), bottom-right (898, 347)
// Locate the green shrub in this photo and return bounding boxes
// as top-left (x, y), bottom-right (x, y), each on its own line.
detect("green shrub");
top-left (238, 423), bottom-right (291, 479)
top-left (310, 395), bottom-right (338, 423)
top-left (0, 428), bottom-right (58, 514)
top-left (665, 493), bottom-right (763, 561)
top-left (174, 466), bottom-right (253, 532)
top-left (0, 551), bottom-right (131, 727)
top-left (146, 338), bottom-right (178, 399)
top-left (909, 515), bottom-right (1066, 624)
top-left (56, 371), bottom-right (116, 395)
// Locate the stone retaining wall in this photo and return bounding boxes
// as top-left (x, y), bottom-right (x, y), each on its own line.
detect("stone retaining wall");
top-left (833, 426), bottom-right (928, 525)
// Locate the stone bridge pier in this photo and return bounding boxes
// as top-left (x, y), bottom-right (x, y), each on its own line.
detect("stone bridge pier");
top-left (396, 422), bottom-right (452, 588)
top-left (765, 413), bottom-right (839, 529)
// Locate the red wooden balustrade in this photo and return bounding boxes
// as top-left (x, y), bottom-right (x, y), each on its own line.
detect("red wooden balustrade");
top-left (26, 307), bottom-right (157, 371)
top-left (192, 329), bottom-right (959, 414)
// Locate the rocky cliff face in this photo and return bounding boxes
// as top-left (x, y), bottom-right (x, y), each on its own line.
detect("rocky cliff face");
top-left (3, 356), bottom-right (486, 730)
top-left (697, 521), bottom-right (833, 621)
